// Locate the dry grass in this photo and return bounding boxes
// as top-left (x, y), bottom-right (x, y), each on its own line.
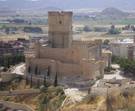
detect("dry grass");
top-left (62, 89), bottom-right (135, 111)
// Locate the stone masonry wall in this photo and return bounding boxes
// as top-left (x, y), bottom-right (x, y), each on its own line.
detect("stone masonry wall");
top-left (38, 47), bottom-right (81, 64)
top-left (48, 11), bottom-right (73, 48)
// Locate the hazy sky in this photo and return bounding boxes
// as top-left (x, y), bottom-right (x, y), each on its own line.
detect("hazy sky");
top-left (0, 0), bottom-right (135, 11)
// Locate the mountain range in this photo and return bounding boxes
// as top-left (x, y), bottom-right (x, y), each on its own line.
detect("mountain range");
top-left (0, 0), bottom-right (135, 11)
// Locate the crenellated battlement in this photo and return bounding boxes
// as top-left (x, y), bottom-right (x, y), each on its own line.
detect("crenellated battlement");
top-left (48, 11), bottom-right (73, 16)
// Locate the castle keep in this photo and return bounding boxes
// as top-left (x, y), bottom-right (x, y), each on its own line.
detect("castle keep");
top-left (48, 12), bottom-right (72, 48)
top-left (26, 11), bottom-right (106, 85)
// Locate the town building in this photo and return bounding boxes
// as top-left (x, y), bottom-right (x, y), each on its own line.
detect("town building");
top-left (128, 44), bottom-right (135, 60)
top-left (110, 37), bottom-right (135, 59)
top-left (0, 41), bottom-right (24, 56)
top-left (102, 49), bottom-right (112, 68)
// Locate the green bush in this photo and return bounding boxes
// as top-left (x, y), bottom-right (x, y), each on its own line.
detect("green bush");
top-left (38, 86), bottom-right (65, 111)
top-left (112, 56), bottom-right (135, 77)
top-left (108, 28), bottom-right (120, 34)
top-left (3, 97), bottom-right (10, 101)
top-left (83, 26), bottom-right (92, 32)
top-left (128, 107), bottom-right (135, 111)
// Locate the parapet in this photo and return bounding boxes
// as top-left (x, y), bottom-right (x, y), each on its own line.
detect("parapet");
top-left (48, 11), bottom-right (73, 16)
top-left (72, 39), bottom-right (102, 46)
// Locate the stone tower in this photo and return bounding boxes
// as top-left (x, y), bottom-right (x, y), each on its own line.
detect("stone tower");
top-left (48, 11), bottom-right (73, 48)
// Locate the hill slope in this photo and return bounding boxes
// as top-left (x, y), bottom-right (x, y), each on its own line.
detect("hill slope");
top-left (99, 7), bottom-right (129, 19)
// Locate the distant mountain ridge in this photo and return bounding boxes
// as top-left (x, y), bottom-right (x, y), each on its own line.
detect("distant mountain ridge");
top-left (36, 7), bottom-right (62, 12)
top-left (100, 7), bottom-right (129, 19)
top-left (0, 0), bottom-right (133, 19)
top-left (102, 7), bottom-right (128, 15)
top-left (0, 0), bottom-right (135, 11)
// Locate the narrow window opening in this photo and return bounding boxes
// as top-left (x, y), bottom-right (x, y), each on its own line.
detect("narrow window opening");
top-left (59, 21), bottom-right (62, 24)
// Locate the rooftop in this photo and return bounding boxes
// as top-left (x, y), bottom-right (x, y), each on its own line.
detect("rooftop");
top-left (112, 38), bottom-right (134, 44)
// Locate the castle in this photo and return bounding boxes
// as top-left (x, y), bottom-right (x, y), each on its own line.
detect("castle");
top-left (26, 12), bottom-right (108, 86)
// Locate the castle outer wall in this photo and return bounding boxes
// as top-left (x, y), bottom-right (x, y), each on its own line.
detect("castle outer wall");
top-left (25, 11), bottom-right (106, 85)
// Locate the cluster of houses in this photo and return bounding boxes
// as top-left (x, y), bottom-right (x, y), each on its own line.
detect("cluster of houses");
top-left (0, 39), bottom-right (29, 56)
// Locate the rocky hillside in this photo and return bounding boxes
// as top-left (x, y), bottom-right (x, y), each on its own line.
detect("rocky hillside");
top-left (62, 88), bottom-right (135, 111)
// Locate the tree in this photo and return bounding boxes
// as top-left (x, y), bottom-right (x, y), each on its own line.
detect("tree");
top-left (112, 56), bottom-right (135, 77)
top-left (4, 55), bottom-right (10, 68)
top-left (41, 96), bottom-right (49, 111)
top-left (35, 65), bottom-right (38, 75)
top-left (0, 54), bottom-right (25, 69)
top-left (37, 79), bottom-right (40, 88)
top-left (25, 76), bottom-right (29, 85)
top-left (0, 81), bottom-right (2, 91)
top-left (108, 25), bottom-right (120, 34)
top-left (38, 69), bottom-right (41, 75)
top-left (43, 74), bottom-right (47, 87)
top-left (83, 26), bottom-right (92, 32)
top-left (28, 66), bottom-right (31, 74)
top-left (5, 27), bottom-right (10, 34)
top-left (54, 72), bottom-right (58, 87)
top-left (7, 57), bottom-right (10, 68)
top-left (103, 39), bottom-right (110, 45)
top-left (106, 88), bottom-right (113, 111)
top-left (106, 96), bottom-right (113, 111)
top-left (21, 55), bottom-right (25, 62)
top-left (30, 74), bottom-right (33, 88)
top-left (47, 66), bottom-right (51, 77)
